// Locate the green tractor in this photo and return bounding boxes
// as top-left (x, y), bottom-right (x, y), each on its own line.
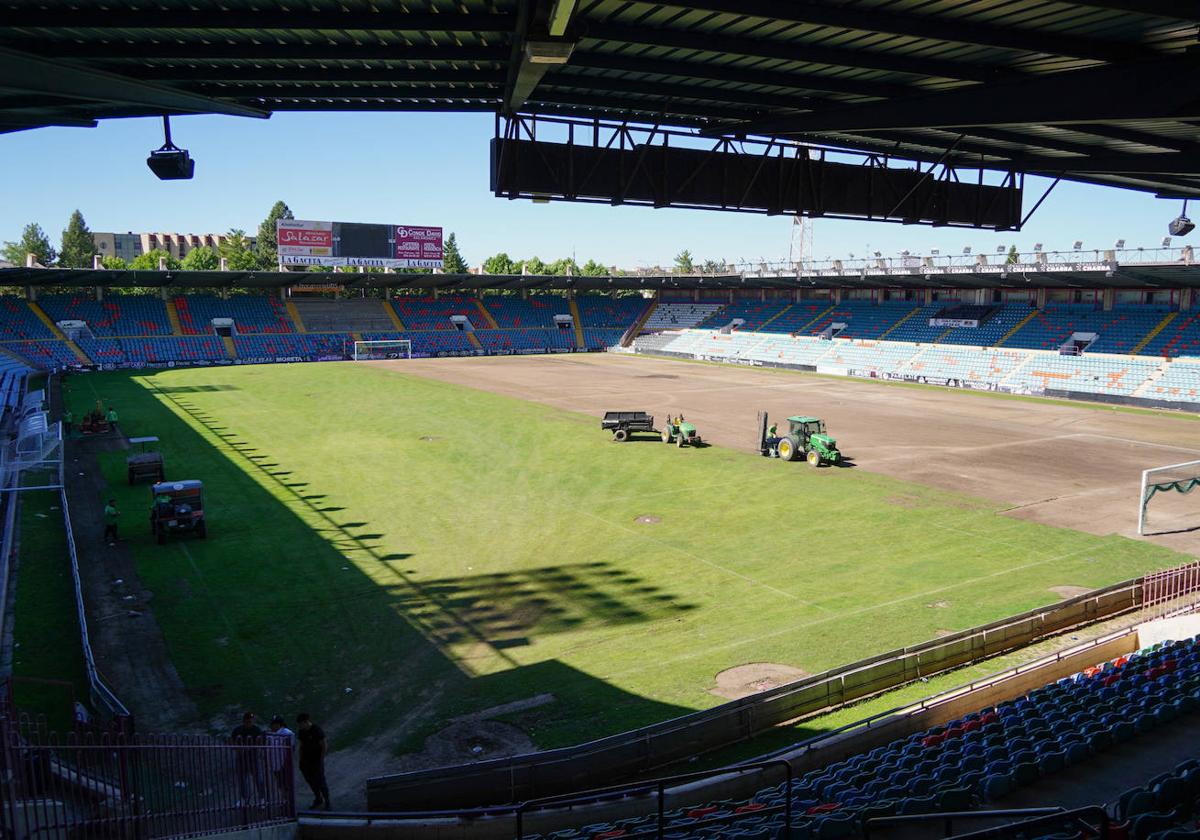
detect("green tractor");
top-left (758, 412), bottom-right (841, 467)
top-left (662, 414), bottom-right (702, 448)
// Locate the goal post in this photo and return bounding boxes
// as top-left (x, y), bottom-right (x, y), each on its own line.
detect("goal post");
top-left (1138, 459), bottom-right (1200, 536)
top-left (352, 339), bottom-right (412, 361)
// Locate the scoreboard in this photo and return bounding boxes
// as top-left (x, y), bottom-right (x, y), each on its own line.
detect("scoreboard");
top-left (276, 219), bottom-right (443, 269)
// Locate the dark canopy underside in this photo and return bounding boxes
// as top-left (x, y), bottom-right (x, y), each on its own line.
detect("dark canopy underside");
top-left (4, 264), bottom-right (1200, 291)
top-left (2, 0), bottom-right (1199, 197)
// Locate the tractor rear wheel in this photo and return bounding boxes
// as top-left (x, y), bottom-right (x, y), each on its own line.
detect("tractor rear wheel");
top-left (777, 438), bottom-right (796, 461)
top-left (661, 430), bottom-right (672, 443)
top-left (196, 521), bottom-right (207, 539)
top-left (614, 428), bottom-right (629, 442)
top-left (677, 434), bottom-right (685, 448)
top-left (807, 450), bottom-right (821, 467)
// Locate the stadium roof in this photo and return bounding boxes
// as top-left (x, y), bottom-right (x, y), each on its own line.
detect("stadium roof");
top-left (2, 1), bottom-right (1199, 198)
top-left (4, 262), bottom-right (1200, 291)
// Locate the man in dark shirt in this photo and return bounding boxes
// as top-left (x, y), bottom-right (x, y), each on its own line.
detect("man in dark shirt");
top-left (231, 711), bottom-right (266, 804)
top-left (296, 712), bottom-right (331, 810)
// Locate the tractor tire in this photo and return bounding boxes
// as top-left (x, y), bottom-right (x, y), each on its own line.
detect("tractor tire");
top-left (807, 450), bottom-right (821, 467)
top-left (677, 434), bottom-right (685, 448)
top-left (196, 522), bottom-right (207, 539)
top-left (156, 529), bottom-right (166, 545)
top-left (662, 430), bottom-right (672, 443)
top-left (777, 437), bottom-right (797, 462)
top-left (613, 428), bottom-right (629, 442)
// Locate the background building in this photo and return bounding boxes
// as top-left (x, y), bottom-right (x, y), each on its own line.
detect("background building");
top-left (92, 232), bottom-right (256, 262)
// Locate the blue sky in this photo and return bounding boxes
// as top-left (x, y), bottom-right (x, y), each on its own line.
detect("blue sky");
top-left (0, 111), bottom-right (1186, 268)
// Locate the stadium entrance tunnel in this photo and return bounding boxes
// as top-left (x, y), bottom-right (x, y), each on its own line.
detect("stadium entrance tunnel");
top-left (68, 369), bottom-right (697, 805)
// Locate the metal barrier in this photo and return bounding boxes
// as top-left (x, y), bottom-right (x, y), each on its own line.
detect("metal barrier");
top-left (56, 455), bottom-right (131, 729)
top-left (515, 760), bottom-right (792, 840)
top-left (368, 576), bottom-right (1141, 809)
top-left (864, 807), bottom-right (1065, 839)
top-left (0, 718), bottom-right (295, 839)
top-left (1142, 561), bottom-right (1200, 621)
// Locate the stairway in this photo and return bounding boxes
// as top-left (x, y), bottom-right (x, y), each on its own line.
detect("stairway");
top-left (474, 299), bottom-right (499, 329)
top-left (164, 298), bottom-right (184, 335)
top-left (621, 300), bottom-right (659, 347)
top-left (797, 303), bottom-right (836, 336)
top-left (466, 332), bottom-right (483, 350)
top-left (878, 306), bottom-right (921, 341)
top-left (568, 298), bottom-right (586, 349)
top-left (1131, 312), bottom-right (1178, 356)
top-left (998, 352), bottom-right (1036, 387)
top-left (285, 299), bottom-right (306, 333)
top-left (385, 300), bottom-right (406, 331)
top-left (756, 304), bottom-right (792, 332)
top-left (1132, 358), bottom-right (1172, 398)
top-left (28, 301), bottom-right (92, 365)
top-left (221, 335), bottom-right (237, 359)
top-left (994, 309), bottom-right (1039, 347)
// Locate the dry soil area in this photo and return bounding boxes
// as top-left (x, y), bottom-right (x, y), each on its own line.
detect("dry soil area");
top-left (382, 353), bottom-right (1200, 556)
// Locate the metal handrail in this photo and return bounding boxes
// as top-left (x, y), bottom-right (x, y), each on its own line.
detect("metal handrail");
top-left (864, 807), bottom-right (1065, 840)
top-left (946, 805), bottom-right (1108, 840)
top-left (515, 759), bottom-right (793, 840)
top-left (54, 382), bottom-right (130, 724)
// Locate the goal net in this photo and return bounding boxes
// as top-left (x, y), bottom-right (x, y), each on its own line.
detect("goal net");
top-left (1139, 459), bottom-right (1200, 536)
top-left (352, 339), bottom-right (412, 361)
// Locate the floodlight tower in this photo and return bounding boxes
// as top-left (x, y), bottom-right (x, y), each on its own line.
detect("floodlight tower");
top-left (788, 216), bottom-right (815, 270)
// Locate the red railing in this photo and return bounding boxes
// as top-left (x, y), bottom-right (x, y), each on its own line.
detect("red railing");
top-left (1142, 560), bottom-right (1200, 621)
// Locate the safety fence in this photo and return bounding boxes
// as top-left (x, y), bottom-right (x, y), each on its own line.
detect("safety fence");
top-left (1, 715), bottom-right (294, 839)
top-left (1142, 561), bottom-right (1200, 621)
top-left (367, 575), bottom-right (1143, 810)
top-left (57, 454), bottom-right (131, 729)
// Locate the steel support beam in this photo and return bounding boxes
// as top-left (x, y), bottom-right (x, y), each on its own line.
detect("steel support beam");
top-left (0, 46), bottom-right (268, 119)
top-left (544, 71), bottom-right (816, 109)
top-left (581, 22), bottom-right (1021, 82)
top-left (719, 56), bottom-right (1200, 135)
top-left (2, 41), bottom-right (507, 62)
top-left (647, 0), bottom-right (1154, 63)
top-left (571, 51), bottom-right (911, 99)
top-left (0, 10), bottom-right (516, 31)
top-left (160, 68), bottom-right (505, 85)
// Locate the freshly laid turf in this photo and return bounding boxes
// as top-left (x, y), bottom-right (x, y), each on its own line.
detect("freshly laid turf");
top-left (65, 363), bottom-right (1189, 752)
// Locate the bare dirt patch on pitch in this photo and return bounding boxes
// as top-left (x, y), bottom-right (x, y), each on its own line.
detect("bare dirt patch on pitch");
top-left (635, 515), bottom-right (662, 524)
top-left (711, 663), bottom-right (810, 700)
top-left (388, 353), bottom-right (1200, 556)
top-left (1049, 585), bottom-right (1093, 599)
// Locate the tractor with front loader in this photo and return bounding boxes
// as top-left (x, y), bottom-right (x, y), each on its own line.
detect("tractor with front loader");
top-left (758, 412), bottom-right (842, 467)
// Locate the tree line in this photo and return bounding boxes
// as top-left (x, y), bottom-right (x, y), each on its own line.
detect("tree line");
top-left (4, 202), bottom-right (724, 277)
top-left (1, 201), bottom-right (473, 275)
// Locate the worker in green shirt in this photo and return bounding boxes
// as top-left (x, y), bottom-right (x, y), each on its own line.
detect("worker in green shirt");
top-left (154, 492), bottom-right (173, 520)
top-left (63, 409), bottom-right (73, 433)
top-left (106, 406), bottom-right (118, 430)
top-left (103, 499), bottom-right (120, 546)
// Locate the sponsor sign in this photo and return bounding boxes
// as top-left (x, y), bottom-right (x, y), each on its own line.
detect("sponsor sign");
top-left (929, 318), bottom-right (980, 328)
top-left (277, 219), bottom-right (443, 269)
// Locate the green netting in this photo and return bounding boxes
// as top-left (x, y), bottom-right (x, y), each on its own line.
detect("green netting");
top-left (1143, 477), bottom-right (1200, 507)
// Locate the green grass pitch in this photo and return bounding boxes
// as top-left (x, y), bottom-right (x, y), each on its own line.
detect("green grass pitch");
top-left (62, 362), bottom-right (1188, 752)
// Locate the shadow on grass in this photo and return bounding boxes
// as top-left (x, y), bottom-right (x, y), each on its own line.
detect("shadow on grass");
top-left (70, 371), bottom-right (698, 765)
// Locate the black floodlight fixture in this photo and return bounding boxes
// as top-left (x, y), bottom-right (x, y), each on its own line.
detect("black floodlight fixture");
top-left (1073, 240), bottom-right (1084, 250)
top-left (147, 116), bottom-right (195, 180)
top-left (1162, 236), bottom-right (1173, 247)
top-left (1114, 239), bottom-right (1126, 249)
top-left (1169, 201), bottom-right (1194, 237)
